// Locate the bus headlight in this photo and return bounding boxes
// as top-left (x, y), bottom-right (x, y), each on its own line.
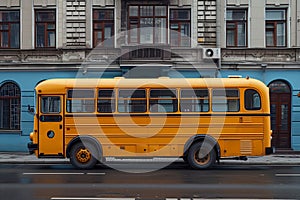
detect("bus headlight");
top-left (29, 132), bottom-right (34, 141)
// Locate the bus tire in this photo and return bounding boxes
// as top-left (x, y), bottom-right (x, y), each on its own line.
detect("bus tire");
top-left (69, 142), bottom-right (98, 169)
top-left (187, 142), bottom-right (216, 169)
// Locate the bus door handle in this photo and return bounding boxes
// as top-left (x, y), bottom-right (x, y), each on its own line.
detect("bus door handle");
top-left (59, 124), bottom-right (62, 129)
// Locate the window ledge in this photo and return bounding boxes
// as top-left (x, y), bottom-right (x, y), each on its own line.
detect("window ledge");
top-left (0, 130), bottom-right (22, 134)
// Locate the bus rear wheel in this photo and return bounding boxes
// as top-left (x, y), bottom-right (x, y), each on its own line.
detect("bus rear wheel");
top-left (70, 142), bottom-right (98, 169)
top-left (187, 142), bottom-right (216, 169)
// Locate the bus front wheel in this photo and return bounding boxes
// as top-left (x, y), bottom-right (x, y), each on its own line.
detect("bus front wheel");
top-left (70, 142), bottom-right (98, 169)
top-left (187, 142), bottom-right (216, 169)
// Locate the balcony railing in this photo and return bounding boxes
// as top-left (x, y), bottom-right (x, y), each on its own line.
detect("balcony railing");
top-left (120, 45), bottom-right (171, 62)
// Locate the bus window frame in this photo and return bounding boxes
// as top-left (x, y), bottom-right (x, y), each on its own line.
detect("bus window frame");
top-left (212, 88), bottom-right (240, 112)
top-left (117, 89), bottom-right (147, 113)
top-left (40, 96), bottom-right (61, 114)
top-left (97, 89), bottom-right (116, 113)
top-left (66, 89), bottom-right (96, 113)
top-left (244, 88), bottom-right (262, 111)
top-left (149, 88), bottom-right (178, 113)
top-left (180, 88), bottom-right (210, 112)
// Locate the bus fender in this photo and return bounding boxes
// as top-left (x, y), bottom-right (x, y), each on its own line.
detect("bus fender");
top-left (183, 135), bottom-right (221, 160)
top-left (66, 136), bottom-right (103, 161)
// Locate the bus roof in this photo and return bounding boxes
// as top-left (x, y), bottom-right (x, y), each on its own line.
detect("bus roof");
top-left (35, 77), bottom-right (268, 94)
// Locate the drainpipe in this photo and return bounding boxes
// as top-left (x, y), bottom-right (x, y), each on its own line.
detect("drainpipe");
top-left (297, 0), bottom-right (299, 47)
top-left (216, 0), bottom-right (221, 77)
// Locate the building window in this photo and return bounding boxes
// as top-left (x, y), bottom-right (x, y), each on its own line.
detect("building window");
top-left (170, 9), bottom-right (191, 47)
top-left (0, 82), bottom-right (21, 130)
top-left (0, 10), bottom-right (20, 48)
top-left (93, 9), bottom-right (114, 47)
top-left (226, 9), bottom-right (247, 47)
top-left (35, 10), bottom-right (56, 48)
top-left (266, 9), bottom-right (286, 47)
top-left (128, 5), bottom-right (167, 44)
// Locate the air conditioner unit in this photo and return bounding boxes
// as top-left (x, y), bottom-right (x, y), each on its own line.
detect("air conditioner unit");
top-left (203, 48), bottom-right (221, 59)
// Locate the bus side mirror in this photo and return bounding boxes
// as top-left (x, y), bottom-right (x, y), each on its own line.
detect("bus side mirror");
top-left (28, 105), bottom-right (35, 114)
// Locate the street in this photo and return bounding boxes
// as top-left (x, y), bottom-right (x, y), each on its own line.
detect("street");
top-left (0, 162), bottom-right (300, 200)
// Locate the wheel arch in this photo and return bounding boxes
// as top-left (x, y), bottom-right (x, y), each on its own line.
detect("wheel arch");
top-left (66, 136), bottom-right (103, 160)
top-left (184, 134), bottom-right (221, 160)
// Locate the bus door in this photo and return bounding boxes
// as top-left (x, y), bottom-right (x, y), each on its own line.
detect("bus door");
top-left (38, 95), bottom-right (64, 157)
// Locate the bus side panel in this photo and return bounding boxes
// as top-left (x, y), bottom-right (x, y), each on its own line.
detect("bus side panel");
top-left (64, 115), bottom-right (213, 157)
top-left (64, 114), bottom-right (268, 158)
top-left (217, 116), bottom-right (265, 157)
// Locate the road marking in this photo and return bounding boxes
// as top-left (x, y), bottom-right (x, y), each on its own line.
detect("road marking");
top-left (23, 172), bottom-right (105, 175)
top-left (23, 173), bottom-right (85, 175)
top-left (86, 173), bottom-right (106, 175)
top-left (51, 198), bottom-right (134, 200)
top-left (275, 173), bottom-right (300, 177)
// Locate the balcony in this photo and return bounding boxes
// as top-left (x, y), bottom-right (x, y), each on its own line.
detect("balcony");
top-left (120, 45), bottom-right (171, 64)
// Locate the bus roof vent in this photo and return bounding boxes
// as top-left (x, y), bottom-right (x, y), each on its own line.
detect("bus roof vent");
top-left (228, 75), bottom-right (242, 78)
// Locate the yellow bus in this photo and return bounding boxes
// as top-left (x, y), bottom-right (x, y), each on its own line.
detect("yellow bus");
top-left (28, 77), bottom-right (274, 169)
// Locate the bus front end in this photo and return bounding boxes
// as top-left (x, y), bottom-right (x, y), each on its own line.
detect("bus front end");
top-left (28, 131), bottom-right (38, 156)
top-left (27, 97), bottom-right (39, 157)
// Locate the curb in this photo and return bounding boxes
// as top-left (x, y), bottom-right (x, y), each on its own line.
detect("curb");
top-left (1, 153), bottom-right (300, 166)
top-left (1, 160), bottom-right (300, 166)
top-left (1, 159), bottom-right (300, 166)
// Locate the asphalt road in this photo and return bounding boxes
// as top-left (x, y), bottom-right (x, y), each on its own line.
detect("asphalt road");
top-left (0, 162), bottom-right (300, 200)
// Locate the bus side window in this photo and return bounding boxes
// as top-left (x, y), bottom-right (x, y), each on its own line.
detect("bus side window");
top-left (118, 89), bottom-right (146, 113)
top-left (212, 89), bottom-right (240, 112)
top-left (180, 89), bottom-right (209, 112)
top-left (245, 89), bottom-right (261, 110)
top-left (150, 89), bottom-right (178, 113)
top-left (66, 89), bottom-right (95, 113)
top-left (98, 89), bottom-right (115, 113)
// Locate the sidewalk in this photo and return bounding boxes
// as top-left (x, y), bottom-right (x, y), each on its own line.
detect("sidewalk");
top-left (0, 152), bottom-right (69, 164)
top-left (1, 152), bottom-right (300, 165)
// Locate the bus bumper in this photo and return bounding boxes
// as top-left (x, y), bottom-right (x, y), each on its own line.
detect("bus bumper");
top-left (265, 147), bottom-right (275, 155)
top-left (28, 142), bottom-right (38, 155)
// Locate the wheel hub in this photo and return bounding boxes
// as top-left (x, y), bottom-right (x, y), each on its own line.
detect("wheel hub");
top-left (195, 150), bottom-right (210, 165)
top-left (76, 148), bottom-right (91, 163)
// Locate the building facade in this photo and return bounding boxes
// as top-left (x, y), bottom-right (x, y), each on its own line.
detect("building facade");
top-left (0, 0), bottom-right (299, 151)
top-left (219, 0), bottom-right (300, 151)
